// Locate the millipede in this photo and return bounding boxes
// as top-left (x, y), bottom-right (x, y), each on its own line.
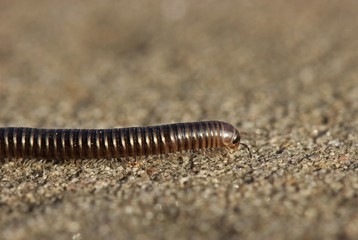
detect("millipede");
top-left (0, 121), bottom-right (251, 160)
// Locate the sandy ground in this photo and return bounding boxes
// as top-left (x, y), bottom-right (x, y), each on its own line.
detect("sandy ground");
top-left (0, 1), bottom-right (357, 239)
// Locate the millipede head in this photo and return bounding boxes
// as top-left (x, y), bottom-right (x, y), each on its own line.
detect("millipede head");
top-left (221, 123), bottom-right (241, 147)
top-left (221, 122), bottom-right (252, 158)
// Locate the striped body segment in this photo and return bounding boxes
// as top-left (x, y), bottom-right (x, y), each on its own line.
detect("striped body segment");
top-left (0, 121), bottom-right (243, 160)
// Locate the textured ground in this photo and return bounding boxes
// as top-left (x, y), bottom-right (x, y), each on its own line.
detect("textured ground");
top-left (0, 1), bottom-right (357, 239)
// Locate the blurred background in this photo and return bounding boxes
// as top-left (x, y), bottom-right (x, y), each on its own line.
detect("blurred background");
top-left (1, 0), bottom-right (356, 129)
top-left (0, 1), bottom-right (357, 239)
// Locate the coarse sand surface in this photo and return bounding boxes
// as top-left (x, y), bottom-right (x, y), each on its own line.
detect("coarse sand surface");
top-left (0, 1), bottom-right (357, 239)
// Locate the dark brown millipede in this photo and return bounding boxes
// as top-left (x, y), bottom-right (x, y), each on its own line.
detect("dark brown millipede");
top-left (0, 121), bottom-right (251, 160)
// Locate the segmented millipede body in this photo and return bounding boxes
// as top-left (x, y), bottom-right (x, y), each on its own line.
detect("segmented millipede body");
top-left (0, 121), bottom-right (250, 160)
